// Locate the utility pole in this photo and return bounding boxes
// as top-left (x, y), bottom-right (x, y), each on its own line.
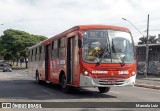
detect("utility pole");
top-left (144, 14), bottom-right (149, 78)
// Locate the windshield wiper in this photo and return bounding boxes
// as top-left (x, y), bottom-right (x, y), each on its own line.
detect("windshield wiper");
top-left (121, 56), bottom-right (125, 66)
top-left (116, 53), bottom-right (125, 66)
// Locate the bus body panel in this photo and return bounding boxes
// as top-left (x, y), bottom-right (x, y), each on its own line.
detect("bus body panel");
top-left (38, 61), bottom-right (45, 80)
top-left (79, 61), bottom-right (137, 87)
top-left (50, 58), bottom-right (66, 83)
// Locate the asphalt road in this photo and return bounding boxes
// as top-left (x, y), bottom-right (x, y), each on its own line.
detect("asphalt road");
top-left (0, 70), bottom-right (160, 111)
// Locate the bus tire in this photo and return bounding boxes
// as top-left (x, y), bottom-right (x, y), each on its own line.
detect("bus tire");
top-left (98, 87), bottom-right (110, 93)
top-left (61, 74), bottom-right (70, 93)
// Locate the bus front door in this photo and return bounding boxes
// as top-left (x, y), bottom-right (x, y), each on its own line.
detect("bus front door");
top-left (67, 37), bottom-right (75, 85)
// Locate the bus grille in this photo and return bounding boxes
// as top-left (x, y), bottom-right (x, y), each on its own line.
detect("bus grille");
top-left (95, 74), bottom-right (127, 79)
top-left (98, 80), bottom-right (125, 85)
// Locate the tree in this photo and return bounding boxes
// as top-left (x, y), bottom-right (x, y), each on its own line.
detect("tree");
top-left (138, 35), bottom-right (157, 44)
top-left (148, 35), bottom-right (157, 44)
top-left (138, 37), bottom-right (147, 44)
top-left (0, 37), bottom-right (4, 59)
top-left (0, 29), bottom-right (47, 68)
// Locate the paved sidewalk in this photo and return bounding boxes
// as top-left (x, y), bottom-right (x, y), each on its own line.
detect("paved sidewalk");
top-left (135, 74), bottom-right (160, 90)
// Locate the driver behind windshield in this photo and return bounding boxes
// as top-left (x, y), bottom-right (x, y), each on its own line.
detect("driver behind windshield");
top-left (87, 42), bottom-right (105, 62)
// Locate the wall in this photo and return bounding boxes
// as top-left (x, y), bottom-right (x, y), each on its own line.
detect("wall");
top-left (137, 61), bottom-right (160, 75)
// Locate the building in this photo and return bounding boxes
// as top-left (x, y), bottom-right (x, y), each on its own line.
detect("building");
top-left (136, 43), bottom-right (160, 75)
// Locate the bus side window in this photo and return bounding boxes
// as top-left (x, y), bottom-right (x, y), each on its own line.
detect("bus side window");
top-left (41, 46), bottom-right (44, 61)
top-left (39, 46), bottom-right (42, 61)
top-left (39, 46), bottom-right (44, 61)
top-left (32, 49), bottom-right (34, 62)
top-left (35, 48), bottom-right (37, 61)
top-left (29, 50), bottom-right (31, 62)
top-left (48, 44), bottom-right (51, 59)
top-left (51, 41), bottom-right (54, 59)
top-left (53, 40), bottom-right (58, 59)
top-left (31, 49), bottom-right (34, 61)
top-left (59, 37), bottom-right (66, 58)
top-left (33, 48), bottom-right (36, 62)
top-left (52, 41), bottom-right (54, 49)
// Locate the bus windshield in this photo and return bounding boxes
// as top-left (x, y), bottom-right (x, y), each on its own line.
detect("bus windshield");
top-left (82, 30), bottom-right (134, 64)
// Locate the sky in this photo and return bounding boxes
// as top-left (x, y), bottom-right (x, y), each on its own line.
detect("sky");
top-left (0, 0), bottom-right (160, 44)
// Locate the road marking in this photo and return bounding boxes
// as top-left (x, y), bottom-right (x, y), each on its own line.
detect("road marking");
top-left (42, 90), bottom-right (56, 95)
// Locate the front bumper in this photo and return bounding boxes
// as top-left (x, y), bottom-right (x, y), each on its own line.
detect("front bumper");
top-left (79, 74), bottom-right (136, 87)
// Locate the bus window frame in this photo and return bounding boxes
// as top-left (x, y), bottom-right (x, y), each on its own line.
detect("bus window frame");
top-left (39, 46), bottom-right (45, 61)
top-left (52, 40), bottom-right (59, 59)
top-left (59, 37), bottom-right (66, 58)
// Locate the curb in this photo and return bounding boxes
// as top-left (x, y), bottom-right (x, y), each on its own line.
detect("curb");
top-left (135, 84), bottom-right (160, 90)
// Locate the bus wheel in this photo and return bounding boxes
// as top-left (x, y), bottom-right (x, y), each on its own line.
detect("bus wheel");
top-left (61, 74), bottom-right (70, 93)
top-left (98, 87), bottom-right (110, 93)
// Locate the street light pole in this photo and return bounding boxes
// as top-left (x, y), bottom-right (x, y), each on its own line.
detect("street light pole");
top-left (122, 18), bottom-right (145, 38)
top-left (122, 16), bottom-right (150, 78)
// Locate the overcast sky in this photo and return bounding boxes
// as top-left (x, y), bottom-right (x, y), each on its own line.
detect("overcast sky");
top-left (0, 0), bottom-right (160, 44)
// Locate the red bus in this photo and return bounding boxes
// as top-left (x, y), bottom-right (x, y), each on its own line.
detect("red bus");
top-left (28, 25), bottom-right (136, 93)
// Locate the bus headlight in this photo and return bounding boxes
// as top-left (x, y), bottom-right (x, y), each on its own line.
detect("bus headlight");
top-left (84, 71), bottom-right (89, 76)
top-left (131, 71), bottom-right (136, 76)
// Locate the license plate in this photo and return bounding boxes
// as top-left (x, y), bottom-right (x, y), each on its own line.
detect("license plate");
top-left (107, 80), bottom-right (116, 84)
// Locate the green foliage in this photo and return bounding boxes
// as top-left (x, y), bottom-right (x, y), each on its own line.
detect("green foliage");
top-left (148, 35), bottom-right (158, 44)
top-left (138, 35), bottom-right (158, 44)
top-left (0, 29), bottom-right (47, 61)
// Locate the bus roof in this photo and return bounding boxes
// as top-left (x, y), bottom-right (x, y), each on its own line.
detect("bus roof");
top-left (41, 25), bottom-right (130, 45)
top-left (29, 42), bottom-right (41, 50)
top-left (78, 25), bottom-right (129, 31)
